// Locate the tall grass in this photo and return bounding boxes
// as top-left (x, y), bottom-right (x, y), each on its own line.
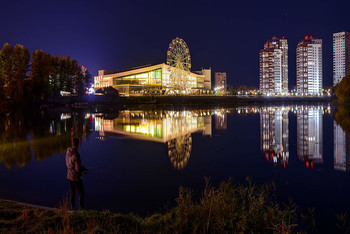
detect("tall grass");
top-left (0, 178), bottom-right (319, 233)
top-left (145, 178), bottom-right (300, 233)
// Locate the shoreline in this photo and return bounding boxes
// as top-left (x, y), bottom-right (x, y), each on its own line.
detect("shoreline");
top-left (46, 95), bottom-right (333, 110)
top-left (0, 180), bottom-right (308, 233)
top-left (0, 198), bottom-right (59, 211)
top-left (0, 174), bottom-right (347, 233)
top-left (0, 95), bottom-right (334, 112)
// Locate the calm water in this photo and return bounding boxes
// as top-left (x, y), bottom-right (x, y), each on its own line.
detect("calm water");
top-left (1, 104), bottom-right (350, 227)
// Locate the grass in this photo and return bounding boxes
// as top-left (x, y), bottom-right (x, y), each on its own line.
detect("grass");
top-left (0, 178), bottom-right (317, 233)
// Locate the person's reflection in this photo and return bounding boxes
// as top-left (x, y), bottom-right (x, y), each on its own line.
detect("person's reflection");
top-left (65, 137), bottom-right (85, 210)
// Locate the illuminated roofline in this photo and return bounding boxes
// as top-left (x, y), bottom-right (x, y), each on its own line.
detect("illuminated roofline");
top-left (97, 63), bottom-right (204, 79)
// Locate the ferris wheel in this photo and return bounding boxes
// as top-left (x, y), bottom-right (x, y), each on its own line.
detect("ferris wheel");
top-left (166, 37), bottom-right (191, 93)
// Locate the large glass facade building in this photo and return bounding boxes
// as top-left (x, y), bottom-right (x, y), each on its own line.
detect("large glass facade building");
top-left (94, 64), bottom-right (211, 96)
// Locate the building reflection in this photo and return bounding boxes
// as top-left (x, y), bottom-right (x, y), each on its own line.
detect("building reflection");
top-left (259, 106), bottom-right (289, 166)
top-left (334, 122), bottom-right (350, 171)
top-left (95, 110), bottom-right (213, 169)
top-left (215, 109), bottom-right (227, 130)
top-left (1, 104), bottom-right (338, 171)
top-left (297, 106), bottom-right (323, 168)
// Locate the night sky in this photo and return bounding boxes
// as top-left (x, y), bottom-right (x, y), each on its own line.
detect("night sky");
top-left (1, 0), bottom-right (349, 88)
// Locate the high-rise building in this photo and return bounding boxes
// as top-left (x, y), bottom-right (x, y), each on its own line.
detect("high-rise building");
top-left (333, 31), bottom-right (350, 85)
top-left (296, 36), bottom-right (322, 95)
top-left (297, 106), bottom-right (323, 166)
top-left (215, 72), bottom-right (227, 94)
top-left (259, 37), bottom-right (288, 95)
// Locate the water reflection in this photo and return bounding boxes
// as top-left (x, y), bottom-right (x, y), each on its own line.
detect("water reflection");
top-left (93, 105), bottom-right (342, 171)
top-left (258, 105), bottom-right (328, 168)
top-left (3, 104), bottom-right (350, 173)
top-left (333, 106), bottom-right (350, 171)
top-left (168, 134), bottom-right (192, 169)
top-left (257, 105), bottom-right (332, 169)
top-left (334, 123), bottom-right (350, 171)
top-left (95, 110), bottom-right (213, 169)
top-left (0, 111), bottom-right (91, 168)
top-left (297, 106), bottom-right (323, 167)
top-left (260, 106), bottom-right (289, 166)
top-left (215, 109), bottom-right (227, 130)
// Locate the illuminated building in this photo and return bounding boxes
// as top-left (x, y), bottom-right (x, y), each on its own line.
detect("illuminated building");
top-left (195, 68), bottom-right (212, 91)
top-left (215, 72), bottom-right (227, 94)
top-left (296, 37), bottom-right (323, 95)
top-left (259, 37), bottom-right (288, 95)
top-left (297, 106), bottom-right (323, 166)
top-left (95, 109), bottom-right (212, 169)
top-left (333, 31), bottom-right (350, 85)
top-left (260, 106), bottom-right (289, 165)
top-left (94, 37), bottom-right (212, 96)
top-left (94, 64), bottom-right (210, 96)
top-left (334, 122), bottom-right (350, 171)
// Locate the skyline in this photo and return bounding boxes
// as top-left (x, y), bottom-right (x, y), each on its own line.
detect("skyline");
top-left (0, 0), bottom-right (349, 88)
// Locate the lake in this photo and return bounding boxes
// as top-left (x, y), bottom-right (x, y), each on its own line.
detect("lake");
top-left (1, 103), bottom-right (349, 229)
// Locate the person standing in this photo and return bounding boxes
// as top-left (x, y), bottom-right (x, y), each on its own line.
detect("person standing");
top-left (65, 137), bottom-right (84, 210)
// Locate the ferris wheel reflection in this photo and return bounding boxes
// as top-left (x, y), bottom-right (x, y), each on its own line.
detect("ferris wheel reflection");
top-left (94, 110), bottom-right (213, 169)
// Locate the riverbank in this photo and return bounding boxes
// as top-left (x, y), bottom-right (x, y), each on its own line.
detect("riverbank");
top-left (0, 95), bottom-right (333, 113)
top-left (47, 95), bottom-right (333, 107)
top-left (0, 180), bottom-right (310, 233)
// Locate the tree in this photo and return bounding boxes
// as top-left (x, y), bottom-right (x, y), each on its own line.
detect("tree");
top-left (335, 75), bottom-right (350, 106)
top-left (82, 68), bottom-right (92, 92)
top-left (71, 59), bottom-right (82, 95)
top-left (30, 50), bottom-right (53, 103)
top-left (0, 43), bottom-right (30, 102)
top-left (65, 56), bottom-right (72, 92)
top-left (49, 56), bottom-right (60, 96)
top-left (72, 64), bottom-right (92, 96)
top-left (0, 42), bottom-right (87, 102)
top-left (0, 43), bottom-right (14, 99)
top-left (226, 85), bottom-right (236, 95)
top-left (12, 45), bottom-right (30, 102)
top-left (335, 106), bottom-right (350, 135)
top-left (56, 56), bottom-right (74, 93)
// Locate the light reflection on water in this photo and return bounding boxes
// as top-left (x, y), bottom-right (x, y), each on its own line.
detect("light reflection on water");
top-left (0, 112), bottom-right (91, 168)
top-left (94, 110), bottom-right (213, 169)
top-left (91, 105), bottom-right (339, 171)
top-left (1, 104), bottom-right (350, 227)
top-left (0, 105), bottom-right (344, 172)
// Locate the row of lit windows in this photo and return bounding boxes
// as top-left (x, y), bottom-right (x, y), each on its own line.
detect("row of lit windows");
top-left (113, 69), bottom-right (162, 86)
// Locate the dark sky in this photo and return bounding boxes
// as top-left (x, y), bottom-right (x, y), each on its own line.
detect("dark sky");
top-left (1, 0), bottom-right (349, 88)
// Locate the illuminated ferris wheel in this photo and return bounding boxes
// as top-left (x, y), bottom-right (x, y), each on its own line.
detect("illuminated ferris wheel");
top-left (166, 37), bottom-right (191, 93)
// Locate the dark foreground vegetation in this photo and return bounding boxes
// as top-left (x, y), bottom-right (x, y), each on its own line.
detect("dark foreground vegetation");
top-left (0, 179), bottom-right (323, 233)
